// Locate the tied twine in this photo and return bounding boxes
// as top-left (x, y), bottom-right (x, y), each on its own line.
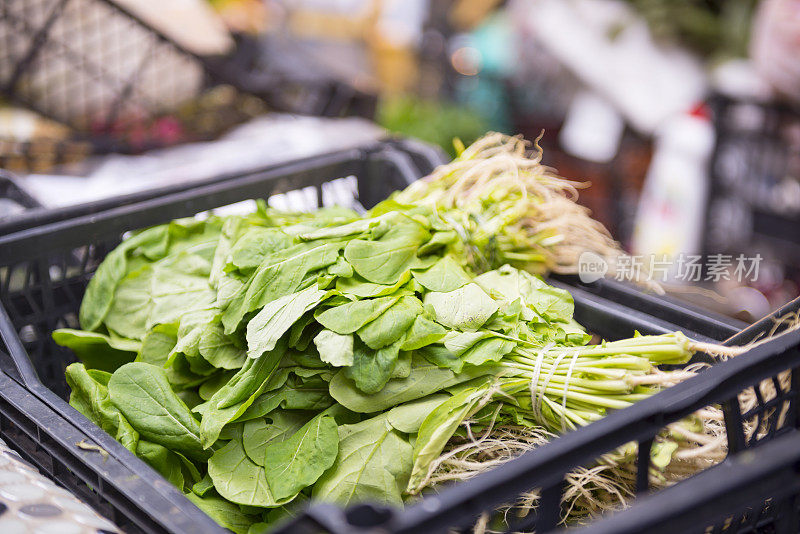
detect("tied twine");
top-left (528, 345), bottom-right (581, 431)
top-left (528, 342), bottom-right (554, 424)
top-left (562, 350), bottom-right (581, 431)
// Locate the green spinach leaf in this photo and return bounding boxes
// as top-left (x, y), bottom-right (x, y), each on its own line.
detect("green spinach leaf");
top-left (246, 286), bottom-right (328, 358)
top-left (186, 493), bottom-right (260, 534)
top-left (423, 283), bottom-right (498, 331)
top-left (108, 362), bottom-right (206, 458)
top-left (400, 315), bottom-right (447, 350)
top-left (54, 329), bottom-right (138, 373)
top-left (407, 382), bottom-right (493, 493)
top-left (313, 330), bottom-right (354, 367)
top-left (386, 394), bottom-right (450, 434)
top-left (208, 429), bottom-right (295, 507)
top-left (221, 242), bottom-right (341, 333)
top-left (330, 354), bottom-right (491, 412)
top-left (199, 341), bottom-right (285, 447)
top-left (242, 411), bottom-right (315, 465)
top-left (344, 339), bottom-right (402, 394)
top-left (412, 256), bottom-right (471, 292)
top-left (65, 363), bottom-right (139, 453)
top-left (356, 296), bottom-right (422, 349)
top-left (315, 296), bottom-right (399, 334)
top-left (343, 222), bottom-right (430, 284)
top-left (312, 414), bottom-right (412, 506)
top-left (263, 414), bottom-right (339, 500)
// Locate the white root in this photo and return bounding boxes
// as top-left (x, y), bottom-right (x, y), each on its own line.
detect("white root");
top-left (396, 133), bottom-right (631, 279)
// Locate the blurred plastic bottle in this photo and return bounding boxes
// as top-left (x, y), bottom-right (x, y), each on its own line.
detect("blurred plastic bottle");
top-left (631, 105), bottom-right (715, 280)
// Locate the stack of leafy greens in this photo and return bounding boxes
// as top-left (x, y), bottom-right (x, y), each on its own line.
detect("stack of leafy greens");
top-left (55, 194), bottom-right (698, 531)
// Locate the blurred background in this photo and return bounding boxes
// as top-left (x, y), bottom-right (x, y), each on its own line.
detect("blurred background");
top-left (2, 0), bottom-right (800, 321)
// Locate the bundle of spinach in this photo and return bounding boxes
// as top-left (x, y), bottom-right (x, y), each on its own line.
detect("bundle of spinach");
top-left (55, 193), bottom-right (703, 532)
top-left (393, 132), bottom-right (632, 279)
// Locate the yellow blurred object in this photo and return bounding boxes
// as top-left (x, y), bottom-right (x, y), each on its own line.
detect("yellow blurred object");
top-left (368, 36), bottom-right (419, 94)
top-left (449, 0), bottom-right (503, 30)
top-left (210, 0), bottom-right (269, 34)
top-left (288, 1), bottom-right (379, 41)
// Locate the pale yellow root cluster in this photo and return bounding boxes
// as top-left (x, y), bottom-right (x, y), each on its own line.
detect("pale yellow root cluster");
top-left (396, 133), bottom-right (624, 276)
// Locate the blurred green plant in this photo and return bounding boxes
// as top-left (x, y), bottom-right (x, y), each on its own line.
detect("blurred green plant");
top-left (377, 96), bottom-right (490, 158)
top-left (621, 0), bottom-right (759, 61)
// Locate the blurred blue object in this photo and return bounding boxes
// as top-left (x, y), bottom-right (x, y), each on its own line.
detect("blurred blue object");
top-left (451, 12), bottom-right (517, 134)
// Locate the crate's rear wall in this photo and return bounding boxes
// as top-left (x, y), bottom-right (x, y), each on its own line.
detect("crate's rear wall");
top-left (2, 242), bottom-right (112, 398)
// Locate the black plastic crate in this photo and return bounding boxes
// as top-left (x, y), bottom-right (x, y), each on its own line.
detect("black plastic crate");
top-left (0, 169), bottom-right (40, 220)
top-left (571, 429), bottom-right (800, 534)
top-left (0, 304), bottom-right (223, 533)
top-left (0, 137), bottom-right (444, 237)
top-left (1, 142), bottom-right (798, 534)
